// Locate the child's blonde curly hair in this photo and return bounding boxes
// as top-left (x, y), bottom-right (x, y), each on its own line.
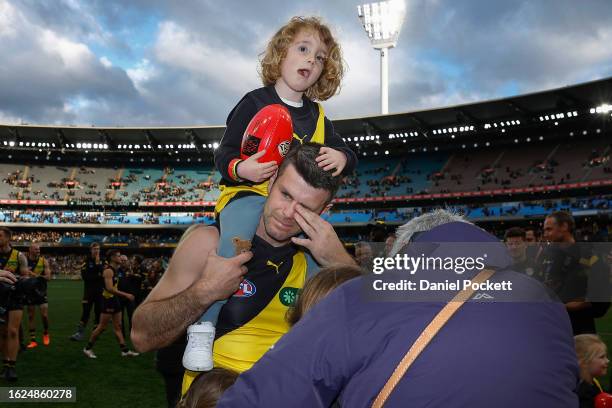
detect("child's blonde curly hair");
top-left (259, 16), bottom-right (345, 101)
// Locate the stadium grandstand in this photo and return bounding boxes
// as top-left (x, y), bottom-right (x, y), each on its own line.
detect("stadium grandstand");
top-left (1, 77), bottom-right (610, 244)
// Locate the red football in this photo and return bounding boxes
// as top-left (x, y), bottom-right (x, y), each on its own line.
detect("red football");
top-left (240, 104), bottom-right (293, 165)
top-left (596, 392), bottom-right (612, 408)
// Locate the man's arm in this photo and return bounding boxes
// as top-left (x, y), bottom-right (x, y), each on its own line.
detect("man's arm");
top-left (130, 225), bottom-right (252, 353)
top-left (103, 268), bottom-right (133, 301)
top-left (291, 204), bottom-right (357, 267)
top-left (17, 252), bottom-right (29, 276)
top-left (0, 270), bottom-right (17, 285)
top-left (43, 258), bottom-right (52, 281)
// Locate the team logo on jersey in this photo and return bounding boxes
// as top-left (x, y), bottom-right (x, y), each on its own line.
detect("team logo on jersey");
top-left (279, 287), bottom-right (299, 306)
top-left (278, 141), bottom-right (291, 157)
top-left (233, 279), bottom-right (256, 298)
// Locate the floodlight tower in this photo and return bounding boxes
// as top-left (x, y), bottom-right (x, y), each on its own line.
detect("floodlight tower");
top-left (357, 0), bottom-right (406, 115)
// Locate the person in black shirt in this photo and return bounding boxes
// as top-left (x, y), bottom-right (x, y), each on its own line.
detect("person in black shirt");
top-left (83, 249), bottom-right (138, 358)
top-left (0, 226), bottom-right (29, 381)
top-left (541, 211), bottom-right (594, 335)
top-left (70, 242), bottom-right (104, 341)
top-left (118, 254), bottom-right (137, 338)
top-left (128, 254), bottom-right (146, 306)
top-left (504, 227), bottom-right (538, 279)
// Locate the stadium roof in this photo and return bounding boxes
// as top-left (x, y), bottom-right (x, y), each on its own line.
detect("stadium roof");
top-left (1, 76), bottom-right (611, 147)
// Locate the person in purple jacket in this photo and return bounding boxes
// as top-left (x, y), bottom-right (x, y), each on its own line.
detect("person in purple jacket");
top-left (218, 210), bottom-right (579, 407)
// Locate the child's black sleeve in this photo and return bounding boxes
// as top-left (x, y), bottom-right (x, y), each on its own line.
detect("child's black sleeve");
top-left (214, 94), bottom-right (259, 182)
top-left (323, 119), bottom-right (358, 175)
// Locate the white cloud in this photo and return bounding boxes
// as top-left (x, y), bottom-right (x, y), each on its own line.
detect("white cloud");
top-left (1, 1), bottom-right (612, 126)
top-left (100, 56), bottom-right (112, 68)
top-left (127, 59), bottom-right (158, 92)
top-left (153, 21), bottom-right (259, 94)
top-left (0, 0), bottom-right (19, 38)
top-left (38, 28), bottom-right (96, 73)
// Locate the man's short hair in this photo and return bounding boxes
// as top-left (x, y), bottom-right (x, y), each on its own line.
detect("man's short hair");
top-left (90, 242), bottom-right (100, 248)
top-left (0, 226), bottom-right (12, 239)
top-left (106, 249), bottom-right (121, 260)
top-left (504, 227), bottom-right (526, 241)
top-left (276, 142), bottom-right (342, 200)
top-left (547, 211), bottom-right (575, 233)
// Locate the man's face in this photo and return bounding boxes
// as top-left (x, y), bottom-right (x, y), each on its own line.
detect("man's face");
top-left (355, 243), bottom-right (373, 265)
top-left (120, 255), bottom-right (129, 267)
top-left (29, 244), bottom-right (40, 258)
top-left (260, 164), bottom-right (331, 246)
top-left (131, 257), bottom-right (139, 268)
top-left (0, 231), bottom-right (10, 247)
top-left (505, 237), bottom-right (526, 261)
top-left (111, 252), bottom-right (122, 264)
top-left (543, 217), bottom-right (567, 243)
top-left (525, 230), bottom-right (537, 243)
top-left (91, 246), bottom-right (100, 258)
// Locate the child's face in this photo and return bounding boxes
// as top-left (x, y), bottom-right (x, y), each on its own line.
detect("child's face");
top-left (276, 29), bottom-right (328, 99)
top-left (588, 346), bottom-right (609, 378)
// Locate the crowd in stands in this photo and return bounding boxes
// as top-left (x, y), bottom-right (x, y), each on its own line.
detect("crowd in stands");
top-left (1, 139), bottom-right (609, 205)
top-left (10, 230), bottom-right (82, 243)
top-left (0, 196), bottom-right (609, 233)
top-left (0, 210), bottom-right (103, 224)
top-left (47, 254), bottom-right (87, 277)
top-left (8, 231), bottom-right (182, 246)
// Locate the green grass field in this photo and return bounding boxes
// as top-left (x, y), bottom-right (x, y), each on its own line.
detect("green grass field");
top-left (3, 280), bottom-right (166, 408)
top-left (4, 280), bottom-right (612, 407)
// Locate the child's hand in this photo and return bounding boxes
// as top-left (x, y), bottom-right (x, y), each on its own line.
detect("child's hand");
top-left (316, 147), bottom-right (347, 176)
top-left (236, 150), bottom-right (278, 183)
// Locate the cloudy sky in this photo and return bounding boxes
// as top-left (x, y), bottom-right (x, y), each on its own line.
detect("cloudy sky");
top-left (0, 0), bottom-right (611, 126)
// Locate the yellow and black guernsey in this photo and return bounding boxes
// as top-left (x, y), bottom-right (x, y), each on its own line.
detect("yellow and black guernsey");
top-left (102, 264), bottom-right (118, 299)
top-left (28, 256), bottom-right (45, 277)
top-left (0, 248), bottom-right (21, 274)
top-left (182, 234), bottom-right (308, 393)
top-left (213, 85), bottom-right (357, 215)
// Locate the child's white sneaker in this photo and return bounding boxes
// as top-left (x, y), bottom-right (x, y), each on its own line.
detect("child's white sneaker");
top-left (182, 322), bottom-right (215, 371)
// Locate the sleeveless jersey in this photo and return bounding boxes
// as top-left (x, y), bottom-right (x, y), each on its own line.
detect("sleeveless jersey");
top-left (102, 264), bottom-right (119, 299)
top-left (182, 235), bottom-right (308, 393)
top-left (0, 248), bottom-right (20, 273)
top-left (29, 256), bottom-right (45, 276)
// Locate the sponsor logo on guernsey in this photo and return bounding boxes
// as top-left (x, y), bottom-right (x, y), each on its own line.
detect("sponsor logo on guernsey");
top-left (279, 287), bottom-right (299, 306)
top-left (266, 260), bottom-right (284, 274)
top-left (233, 279), bottom-right (256, 298)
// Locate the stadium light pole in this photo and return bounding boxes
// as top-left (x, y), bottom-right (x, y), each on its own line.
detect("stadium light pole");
top-left (357, 0), bottom-right (406, 115)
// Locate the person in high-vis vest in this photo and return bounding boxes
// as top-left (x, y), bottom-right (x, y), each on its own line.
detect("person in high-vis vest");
top-left (0, 226), bottom-right (29, 382)
top-left (184, 15), bottom-right (357, 375)
top-left (130, 143), bottom-right (356, 400)
top-left (25, 242), bottom-right (52, 349)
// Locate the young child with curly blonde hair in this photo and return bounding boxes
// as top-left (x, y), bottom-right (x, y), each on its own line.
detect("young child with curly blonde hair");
top-left (183, 16), bottom-right (357, 373)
